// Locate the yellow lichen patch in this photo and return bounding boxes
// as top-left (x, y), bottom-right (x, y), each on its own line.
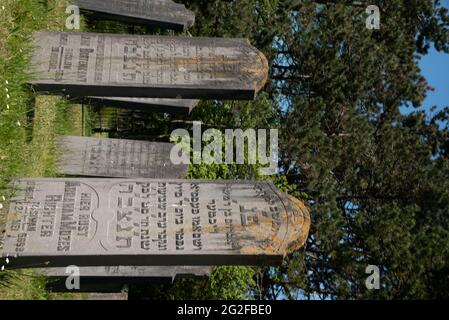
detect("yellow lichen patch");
top-left (251, 51), bottom-right (270, 93)
top-left (286, 195), bottom-right (311, 253)
top-left (239, 195), bottom-right (310, 257)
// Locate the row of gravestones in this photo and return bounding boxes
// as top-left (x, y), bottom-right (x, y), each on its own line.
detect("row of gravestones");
top-left (1, 145), bottom-right (310, 292)
top-left (0, 0), bottom-right (310, 294)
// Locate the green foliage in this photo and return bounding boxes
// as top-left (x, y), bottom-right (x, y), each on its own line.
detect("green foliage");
top-left (0, 0), bottom-right (48, 291)
top-left (0, 0), bottom-right (87, 298)
top-left (208, 267), bottom-right (256, 300)
top-left (177, 0), bottom-right (449, 300)
top-left (89, 0), bottom-right (449, 300)
top-left (129, 266), bottom-right (256, 300)
top-left (2, 0), bottom-right (449, 300)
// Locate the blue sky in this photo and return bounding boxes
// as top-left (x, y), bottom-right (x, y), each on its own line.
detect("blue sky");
top-left (418, 0), bottom-right (449, 115)
top-left (419, 48), bottom-right (449, 113)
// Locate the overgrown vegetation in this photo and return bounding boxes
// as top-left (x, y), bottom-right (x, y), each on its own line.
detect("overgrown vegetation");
top-left (0, 0), bottom-right (87, 299)
top-left (178, 0), bottom-right (449, 299)
top-left (1, 0), bottom-right (449, 300)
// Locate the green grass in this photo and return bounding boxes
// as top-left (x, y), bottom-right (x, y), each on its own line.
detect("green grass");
top-left (0, 0), bottom-right (89, 300)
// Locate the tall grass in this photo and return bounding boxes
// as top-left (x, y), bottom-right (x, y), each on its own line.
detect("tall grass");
top-left (0, 0), bottom-right (88, 299)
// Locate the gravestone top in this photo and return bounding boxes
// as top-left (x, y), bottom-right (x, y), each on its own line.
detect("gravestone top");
top-left (89, 292), bottom-right (128, 300)
top-left (73, 0), bottom-right (195, 31)
top-left (42, 265), bottom-right (212, 279)
top-left (29, 32), bottom-right (269, 100)
top-left (55, 136), bottom-right (188, 178)
top-left (0, 179), bottom-right (310, 268)
top-left (42, 266), bottom-right (212, 292)
top-left (81, 97), bottom-right (199, 114)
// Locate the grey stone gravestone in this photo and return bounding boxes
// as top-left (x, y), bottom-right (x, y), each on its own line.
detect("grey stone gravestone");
top-left (49, 136), bottom-right (202, 290)
top-left (55, 136), bottom-right (188, 178)
top-left (29, 32), bottom-right (269, 100)
top-left (0, 179), bottom-right (310, 268)
top-left (42, 265), bottom-right (212, 292)
top-left (89, 292), bottom-right (128, 300)
top-left (79, 97), bottom-right (199, 114)
top-left (73, 0), bottom-right (195, 31)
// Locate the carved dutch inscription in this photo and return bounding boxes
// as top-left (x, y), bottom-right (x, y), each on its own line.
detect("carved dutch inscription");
top-left (29, 32), bottom-right (269, 100)
top-left (0, 179), bottom-right (310, 268)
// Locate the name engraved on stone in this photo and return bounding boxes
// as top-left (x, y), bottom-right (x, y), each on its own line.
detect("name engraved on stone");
top-left (56, 136), bottom-right (188, 178)
top-left (0, 179), bottom-right (310, 268)
top-left (29, 32), bottom-right (269, 100)
top-left (73, 0), bottom-right (195, 31)
top-left (80, 97), bottom-right (199, 114)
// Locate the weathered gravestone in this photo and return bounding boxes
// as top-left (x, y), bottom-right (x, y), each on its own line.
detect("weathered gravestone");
top-left (89, 292), bottom-right (128, 300)
top-left (29, 32), bottom-right (269, 100)
top-left (43, 265), bottom-right (212, 292)
top-left (55, 136), bottom-right (188, 178)
top-left (78, 97), bottom-right (199, 114)
top-left (73, 0), bottom-right (195, 31)
top-left (50, 136), bottom-right (200, 289)
top-left (0, 179), bottom-right (310, 268)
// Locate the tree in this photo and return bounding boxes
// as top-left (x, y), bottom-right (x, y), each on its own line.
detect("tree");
top-left (86, 0), bottom-right (449, 299)
top-left (175, 0), bottom-right (449, 300)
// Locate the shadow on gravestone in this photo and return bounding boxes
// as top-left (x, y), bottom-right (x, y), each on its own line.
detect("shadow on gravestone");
top-left (28, 32), bottom-right (269, 100)
top-left (73, 0), bottom-right (196, 31)
top-left (0, 179), bottom-right (310, 269)
top-left (74, 97), bottom-right (199, 115)
top-left (54, 136), bottom-right (188, 178)
top-left (42, 266), bottom-right (212, 292)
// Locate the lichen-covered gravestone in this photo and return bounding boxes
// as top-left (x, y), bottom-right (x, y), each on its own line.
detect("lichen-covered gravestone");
top-left (28, 32), bottom-right (268, 100)
top-left (55, 136), bottom-right (188, 178)
top-left (0, 179), bottom-right (310, 268)
top-left (73, 0), bottom-right (196, 31)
